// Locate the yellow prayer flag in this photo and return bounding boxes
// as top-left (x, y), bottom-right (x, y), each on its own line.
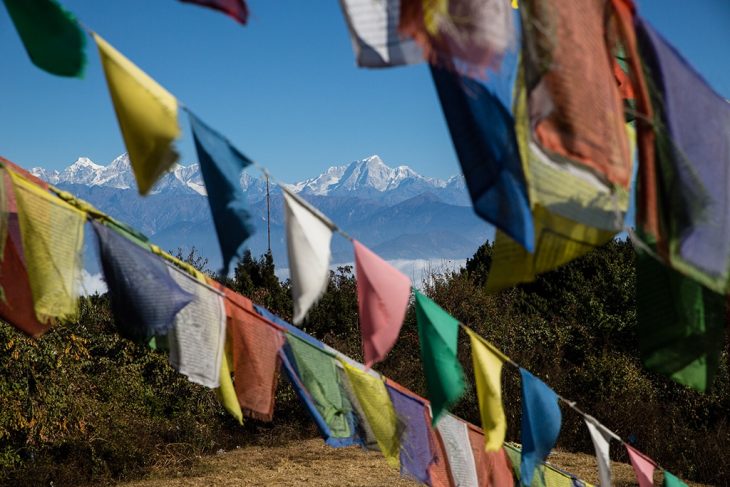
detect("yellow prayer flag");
top-left (216, 340), bottom-right (243, 424)
top-left (465, 328), bottom-right (508, 452)
top-left (9, 171), bottom-right (85, 323)
top-left (341, 361), bottom-right (400, 468)
top-left (93, 33), bottom-right (180, 195)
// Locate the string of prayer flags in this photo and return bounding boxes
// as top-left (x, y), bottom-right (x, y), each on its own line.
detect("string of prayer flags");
top-left (385, 380), bottom-right (435, 484)
top-left (520, 368), bottom-right (561, 487)
top-left (430, 61), bottom-right (534, 252)
top-left (93, 221), bottom-right (193, 342)
top-left (187, 111), bottom-right (256, 275)
top-left (435, 413), bottom-right (480, 487)
top-left (399, 0), bottom-right (515, 73)
top-left (626, 445), bottom-right (656, 487)
top-left (663, 471), bottom-right (689, 487)
top-left (282, 187), bottom-right (336, 324)
top-left (3, 0), bottom-right (86, 77)
top-left (94, 33), bottom-right (181, 196)
top-left (635, 18), bottom-right (730, 294)
top-left (285, 334), bottom-right (355, 440)
top-left (338, 0), bottom-right (422, 68)
top-left (414, 291), bottom-right (465, 424)
top-left (519, 0), bottom-right (632, 188)
top-left (635, 245), bottom-right (726, 392)
top-left (584, 416), bottom-right (620, 487)
top-left (166, 265), bottom-right (227, 389)
top-left (179, 0), bottom-right (249, 25)
top-left (10, 170), bottom-right (85, 324)
top-left (342, 361), bottom-right (401, 468)
top-left (465, 328), bottom-right (507, 452)
top-left (223, 288), bottom-right (283, 421)
top-left (353, 239), bottom-right (412, 367)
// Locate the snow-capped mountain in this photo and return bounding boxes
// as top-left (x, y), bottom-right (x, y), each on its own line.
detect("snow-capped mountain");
top-left (31, 153), bottom-right (468, 204)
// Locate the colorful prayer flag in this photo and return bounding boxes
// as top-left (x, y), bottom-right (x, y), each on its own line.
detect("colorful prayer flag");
top-left (584, 416), bottom-right (619, 487)
top-left (179, 0), bottom-right (248, 24)
top-left (10, 170), bottom-right (85, 323)
top-left (215, 341), bottom-right (243, 424)
top-left (187, 111), bottom-right (256, 275)
top-left (342, 362), bottom-right (401, 468)
top-left (663, 471), bottom-right (688, 487)
top-left (626, 445), bottom-right (655, 487)
top-left (338, 0), bottom-right (422, 67)
top-left (354, 239), bottom-right (412, 367)
top-left (282, 187), bottom-right (335, 324)
top-left (93, 221), bottom-right (193, 342)
top-left (435, 413), bottom-right (480, 487)
top-left (94, 33), bottom-right (180, 195)
top-left (465, 328), bottom-right (508, 452)
top-left (520, 368), bottom-right (561, 487)
top-left (414, 291), bottom-right (465, 424)
top-left (3, 0), bottom-right (86, 77)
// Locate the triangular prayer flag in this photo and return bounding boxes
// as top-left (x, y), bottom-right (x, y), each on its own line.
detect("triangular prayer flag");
top-left (187, 111), bottom-right (256, 275)
top-left (342, 361), bottom-right (401, 468)
top-left (414, 291), bottom-right (465, 424)
top-left (10, 170), bottom-right (85, 323)
top-left (354, 239), bottom-right (412, 367)
top-left (663, 470), bottom-right (688, 487)
top-left (282, 188), bottom-right (335, 324)
top-left (3, 0), bottom-right (86, 77)
top-left (584, 416), bottom-right (620, 487)
top-left (94, 33), bottom-right (180, 196)
top-left (626, 445), bottom-right (656, 487)
top-left (465, 328), bottom-right (507, 451)
top-left (93, 221), bottom-right (193, 342)
top-left (520, 368), bottom-right (561, 487)
top-left (179, 0), bottom-right (248, 25)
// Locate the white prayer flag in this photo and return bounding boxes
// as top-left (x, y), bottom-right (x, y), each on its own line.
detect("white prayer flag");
top-left (436, 413), bottom-right (480, 487)
top-left (282, 187), bottom-right (336, 324)
top-left (584, 416), bottom-right (620, 487)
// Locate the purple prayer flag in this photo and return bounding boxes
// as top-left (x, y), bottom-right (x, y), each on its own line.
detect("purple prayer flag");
top-left (386, 382), bottom-right (434, 484)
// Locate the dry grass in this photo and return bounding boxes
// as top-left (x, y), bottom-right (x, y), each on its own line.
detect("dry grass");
top-left (118, 437), bottom-right (712, 487)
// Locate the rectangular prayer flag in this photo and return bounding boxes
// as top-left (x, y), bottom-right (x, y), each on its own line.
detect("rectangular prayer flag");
top-left (435, 413), bottom-right (480, 487)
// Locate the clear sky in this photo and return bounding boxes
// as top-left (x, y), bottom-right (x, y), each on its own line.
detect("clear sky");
top-left (0, 0), bottom-right (727, 181)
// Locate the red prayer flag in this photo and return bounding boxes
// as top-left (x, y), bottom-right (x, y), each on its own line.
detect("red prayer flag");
top-left (626, 445), bottom-right (656, 487)
top-left (354, 240), bottom-right (411, 367)
top-left (179, 0), bottom-right (249, 25)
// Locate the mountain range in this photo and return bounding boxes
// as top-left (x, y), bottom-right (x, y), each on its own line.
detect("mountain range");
top-left (31, 154), bottom-right (493, 275)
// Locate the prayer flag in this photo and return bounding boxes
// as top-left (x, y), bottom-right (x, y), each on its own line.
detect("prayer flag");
top-left (10, 170), bottom-right (85, 323)
top-left (282, 188), bottom-right (335, 324)
top-left (93, 221), bottom-right (193, 342)
top-left (485, 447), bottom-right (515, 487)
top-left (188, 111), bottom-right (255, 275)
top-left (520, 368), bottom-right (561, 487)
top-left (338, 0), bottom-right (422, 67)
top-left (435, 413), bottom-right (480, 487)
top-left (663, 471), bottom-right (688, 487)
top-left (626, 445), bottom-right (655, 487)
top-left (342, 362), bottom-right (401, 468)
top-left (179, 0), bottom-right (248, 24)
top-left (636, 245), bottom-right (726, 392)
top-left (636, 18), bottom-right (730, 294)
top-left (465, 328), bottom-right (507, 452)
top-left (94, 33), bottom-right (180, 196)
top-left (519, 0), bottom-right (632, 188)
top-left (167, 265), bottom-right (227, 389)
top-left (584, 417), bottom-right (619, 487)
top-left (354, 239), bottom-right (412, 366)
top-left (3, 0), bottom-right (86, 77)
top-left (430, 61), bottom-right (534, 251)
top-left (386, 381), bottom-right (435, 484)
top-left (215, 342), bottom-right (243, 424)
top-left (414, 291), bottom-right (465, 424)
top-left (224, 287), bottom-right (283, 421)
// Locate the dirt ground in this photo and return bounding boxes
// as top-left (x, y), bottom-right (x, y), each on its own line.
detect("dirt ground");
top-left (118, 437), bottom-right (709, 487)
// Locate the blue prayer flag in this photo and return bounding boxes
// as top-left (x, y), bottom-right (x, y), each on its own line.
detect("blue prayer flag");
top-left (386, 383), bottom-right (434, 484)
top-left (520, 368), bottom-right (562, 486)
top-left (187, 111), bottom-right (256, 275)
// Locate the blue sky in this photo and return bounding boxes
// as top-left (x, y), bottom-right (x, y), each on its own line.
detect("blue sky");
top-left (0, 0), bottom-right (727, 181)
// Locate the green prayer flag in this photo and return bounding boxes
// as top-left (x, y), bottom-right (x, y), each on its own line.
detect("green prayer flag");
top-left (663, 470), bottom-right (688, 487)
top-left (636, 243), bottom-right (726, 392)
top-left (3, 0), bottom-right (86, 77)
top-left (414, 291), bottom-right (465, 424)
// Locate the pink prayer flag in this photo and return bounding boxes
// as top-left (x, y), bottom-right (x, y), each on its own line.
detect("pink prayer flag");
top-left (354, 240), bottom-right (412, 367)
top-left (626, 445), bottom-right (656, 487)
